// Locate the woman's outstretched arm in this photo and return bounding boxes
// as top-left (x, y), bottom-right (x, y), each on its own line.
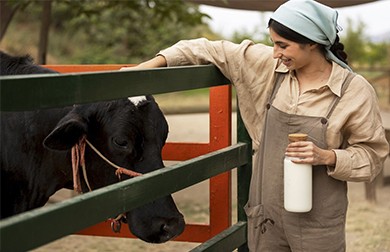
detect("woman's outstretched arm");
top-left (120, 55), bottom-right (167, 70)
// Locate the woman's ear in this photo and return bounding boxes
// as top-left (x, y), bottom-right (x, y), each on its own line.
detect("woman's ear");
top-left (309, 43), bottom-right (319, 51)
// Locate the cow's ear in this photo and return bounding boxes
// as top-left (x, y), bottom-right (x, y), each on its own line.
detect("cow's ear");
top-left (43, 116), bottom-right (88, 151)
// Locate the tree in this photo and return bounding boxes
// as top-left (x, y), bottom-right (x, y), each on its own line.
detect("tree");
top-left (341, 18), bottom-right (367, 67)
top-left (364, 42), bottom-right (389, 67)
top-left (1, 0), bottom-right (209, 63)
top-left (0, 0), bottom-right (30, 41)
top-left (341, 18), bottom-right (389, 67)
top-left (38, 0), bottom-right (52, 64)
top-left (58, 0), bottom-right (210, 63)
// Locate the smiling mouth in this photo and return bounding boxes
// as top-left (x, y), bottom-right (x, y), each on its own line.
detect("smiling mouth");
top-left (282, 58), bottom-right (292, 66)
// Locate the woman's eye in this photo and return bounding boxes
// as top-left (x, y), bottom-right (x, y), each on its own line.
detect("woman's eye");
top-left (113, 138), bottom-right (129, 149)
top-left (279, 44), bottom-right (287, 49)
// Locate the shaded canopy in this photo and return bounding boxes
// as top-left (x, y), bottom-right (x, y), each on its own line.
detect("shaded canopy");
top-left (187, 0), bottom-right (377, 11)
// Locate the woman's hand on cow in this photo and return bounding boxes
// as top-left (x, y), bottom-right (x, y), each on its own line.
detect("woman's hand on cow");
top-left (120, 55), bottom-right (167, 71)
top-left (285, 141), bottom-right (336, 166)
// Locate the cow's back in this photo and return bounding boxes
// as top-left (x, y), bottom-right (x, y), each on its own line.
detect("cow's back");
top-left (0, 51), bottom-right (56, 75)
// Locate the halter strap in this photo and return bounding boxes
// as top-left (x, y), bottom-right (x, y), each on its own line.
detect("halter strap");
top-left (71, 136), bottom-right (142, 193)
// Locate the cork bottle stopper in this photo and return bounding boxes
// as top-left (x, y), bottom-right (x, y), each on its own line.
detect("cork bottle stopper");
top-left (288, 133), bottom-right (308, 142)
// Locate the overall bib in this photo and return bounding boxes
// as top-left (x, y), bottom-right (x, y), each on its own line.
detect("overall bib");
top-left (245, 72), bottom-right (355, 252)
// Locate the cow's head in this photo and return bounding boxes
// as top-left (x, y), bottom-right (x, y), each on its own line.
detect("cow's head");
top-left (43, 96), bottom-right (185, 243)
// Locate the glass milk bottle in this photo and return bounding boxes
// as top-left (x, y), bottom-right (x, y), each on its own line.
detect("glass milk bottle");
top-left (284, 133), bottom-right (312, 212)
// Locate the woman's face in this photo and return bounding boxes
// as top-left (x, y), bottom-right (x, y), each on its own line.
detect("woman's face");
top-left (269, 28), bottom-right (312, 70)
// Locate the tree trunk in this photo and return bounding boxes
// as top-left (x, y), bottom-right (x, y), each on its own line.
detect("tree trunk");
top-left (0, 1), bottom-right (22, 42)
top-left (37, 0), bottom-right (52, 64)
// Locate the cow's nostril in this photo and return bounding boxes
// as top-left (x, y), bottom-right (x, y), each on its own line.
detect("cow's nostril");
top-left (158, 218), bottom-right (183, 238)
top-left (161, 223), bottom-right (169, 233)
top-left (161, 221), bottom-right (174, 234)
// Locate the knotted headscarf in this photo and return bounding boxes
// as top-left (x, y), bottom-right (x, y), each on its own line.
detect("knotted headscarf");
top-left (271, 0), bottom-right (352, 71)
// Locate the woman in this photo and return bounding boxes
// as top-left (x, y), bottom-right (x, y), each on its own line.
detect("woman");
top-left (122, 0), bottom-right (389, 251)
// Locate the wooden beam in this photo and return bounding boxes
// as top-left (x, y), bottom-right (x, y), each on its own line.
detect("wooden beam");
top-left (187, 0), bottom-right (377, 11)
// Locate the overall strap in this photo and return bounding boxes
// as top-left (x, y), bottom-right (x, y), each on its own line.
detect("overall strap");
top-left (325, 72), bottom-right (356, 119)
top-left (268, 72), bottom-right (285, 105)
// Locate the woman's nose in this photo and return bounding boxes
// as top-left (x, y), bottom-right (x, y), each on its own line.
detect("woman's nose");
top-left (273, 48), bottom-right (282, 59)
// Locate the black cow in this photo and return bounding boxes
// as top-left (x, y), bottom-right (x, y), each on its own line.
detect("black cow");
top-left (0, 51), bottom-right (185, 243)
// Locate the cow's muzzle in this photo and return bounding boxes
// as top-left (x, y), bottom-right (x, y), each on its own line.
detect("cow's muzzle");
top-left (126, 196), bottom-right (185, 243)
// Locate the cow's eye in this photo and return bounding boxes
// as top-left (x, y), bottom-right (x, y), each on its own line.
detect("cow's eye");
top-left (113, 137), bottom-right (129, 149)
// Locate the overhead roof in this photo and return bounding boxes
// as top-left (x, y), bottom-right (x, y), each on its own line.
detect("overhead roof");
top-left (186, 0), bottom-right (377, 11)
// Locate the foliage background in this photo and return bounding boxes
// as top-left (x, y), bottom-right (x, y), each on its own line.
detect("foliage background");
top-left (1, 0), bottom-right (219, 63)
top-left (1, 0), bottom-right (388, 67)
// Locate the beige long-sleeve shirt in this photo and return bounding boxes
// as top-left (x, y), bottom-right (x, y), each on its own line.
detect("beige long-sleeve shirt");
top-left (159, 38), bottom-right (389, 182)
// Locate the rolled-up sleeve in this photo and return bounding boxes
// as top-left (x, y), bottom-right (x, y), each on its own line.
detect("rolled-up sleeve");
top-left (327, 75), bottom-right (389, 182)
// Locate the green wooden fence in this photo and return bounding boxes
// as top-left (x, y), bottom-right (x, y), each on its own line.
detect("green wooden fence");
top-left (0, 65), bottom-right (252, 251)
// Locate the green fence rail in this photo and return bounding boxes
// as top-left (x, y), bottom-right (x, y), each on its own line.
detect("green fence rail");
top-left (0, 65), bottom-right (251, 251)
top-left (0, 65), bottom-right (229, 111)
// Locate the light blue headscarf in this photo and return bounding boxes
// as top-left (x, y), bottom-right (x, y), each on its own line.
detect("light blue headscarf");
top-left (271, 0), bottom-right (352, 71)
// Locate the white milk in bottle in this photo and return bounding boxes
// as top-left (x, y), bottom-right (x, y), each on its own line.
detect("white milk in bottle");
top-left (284, 133), bottom-right (312, 212)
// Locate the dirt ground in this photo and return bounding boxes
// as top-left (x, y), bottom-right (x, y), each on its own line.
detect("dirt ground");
top-left (33, 113), bottom-right (390, 252)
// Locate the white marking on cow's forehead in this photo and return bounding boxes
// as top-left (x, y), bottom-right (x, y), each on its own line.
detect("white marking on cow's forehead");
top-left (128, 96), bottom-right (147, 106)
